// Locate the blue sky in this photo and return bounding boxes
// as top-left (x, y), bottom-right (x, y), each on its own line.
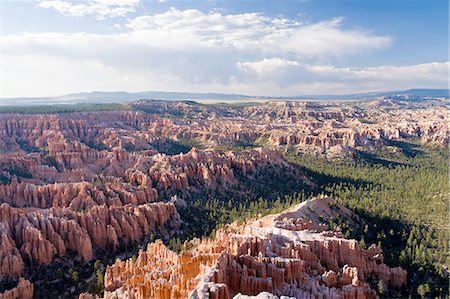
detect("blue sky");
top-left (1, 0), bottom-right (448, 97)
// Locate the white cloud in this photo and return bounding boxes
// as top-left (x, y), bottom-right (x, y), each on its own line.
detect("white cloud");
top-left (236, 60), bottom-right (449, 95)
top-left (37, 0), bottom-right (140, 20)
top-left (237, 58), bottom-right (299, 74)
top-left (1, 8), bottom-right (447, 97)
top-left (125, 9), bottom-right (390, 57)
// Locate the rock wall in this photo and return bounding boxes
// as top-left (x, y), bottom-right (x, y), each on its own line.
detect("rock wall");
top-left (0, 104), bottom-right (447, 165)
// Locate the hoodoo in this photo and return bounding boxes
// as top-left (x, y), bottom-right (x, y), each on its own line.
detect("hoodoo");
top-left (102, 197), bottom-right (407, 299)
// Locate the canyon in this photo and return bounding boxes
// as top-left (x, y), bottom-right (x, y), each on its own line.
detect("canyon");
top-left (0, 97), bottom-right (447, 298)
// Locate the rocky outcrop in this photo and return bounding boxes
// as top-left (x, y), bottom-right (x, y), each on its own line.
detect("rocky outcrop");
top-left (102, 197), bottom-right (407, 299)
top-left (0, 104), bottom-right (447, 176)
top-left (0, 201), bottom-right (180, 278)
top-left (0, 147), bottom-right (295, 213)
top-left (137, 101), bottom-right (448, 155)
top-left (0, 111), bottom-right (158, 153)
top-left (0, 179), bottom-right (159, 210)
top-left (0, 278), bottom-right (33, 299)
top-left (0, 109), bottom-right (309, 287)
top-left (0, 223), bottom-right (24, 280)
top-left (125, 147), bottom-right (289, 192)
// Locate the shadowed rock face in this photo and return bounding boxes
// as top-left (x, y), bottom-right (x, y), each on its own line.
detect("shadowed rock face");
top-left (101, 197), bottom-right (407, 299)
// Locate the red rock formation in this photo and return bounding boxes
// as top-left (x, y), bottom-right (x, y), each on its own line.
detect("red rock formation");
top-left (0, 278), bottom-right (33, 299)
top-left (0, 201), bottom-right (180, 278)
top-left (0, 179), bottom-right (159, 210)
top-left (0, 100), bottom-right (442, 297)
top-left (0, 109), bottom-right (309, 288)
top-left (0, 223), bottom-right (24, 280)
top-left (102, 197), bottom-right (407, 299)
top-left (0, 101), bottom-right (447, 159)
top-left (0, 147), bottom-right (293, 214)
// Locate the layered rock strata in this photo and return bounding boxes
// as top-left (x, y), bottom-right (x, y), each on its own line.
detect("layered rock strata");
top-left (0, 101), bottom-right (447, 161)
top-left (0, 109), bottom-right (305, 293)
top-left (0, 99), bottom-right (441, 298)
top-left (103, 197), bottom-right (407, 299)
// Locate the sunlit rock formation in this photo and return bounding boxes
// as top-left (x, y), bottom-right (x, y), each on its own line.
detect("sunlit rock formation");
top-left (0, 201), bottom-right (180, 279)
top-left (0, 98), bottom-right (443, 298)
top-left (102, 197), bottom-right (407, 299)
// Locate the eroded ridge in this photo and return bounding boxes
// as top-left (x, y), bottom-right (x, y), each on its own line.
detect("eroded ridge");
top-left (0, 109), bottom-right (308, 298)
top-left (102, 197), bottom-right (407, 299)
top-left (0, 99), bottom-right (444, 298)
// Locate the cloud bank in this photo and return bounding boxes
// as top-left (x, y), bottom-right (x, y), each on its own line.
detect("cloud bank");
top-left (2, 7), bottom-right (448, 97)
